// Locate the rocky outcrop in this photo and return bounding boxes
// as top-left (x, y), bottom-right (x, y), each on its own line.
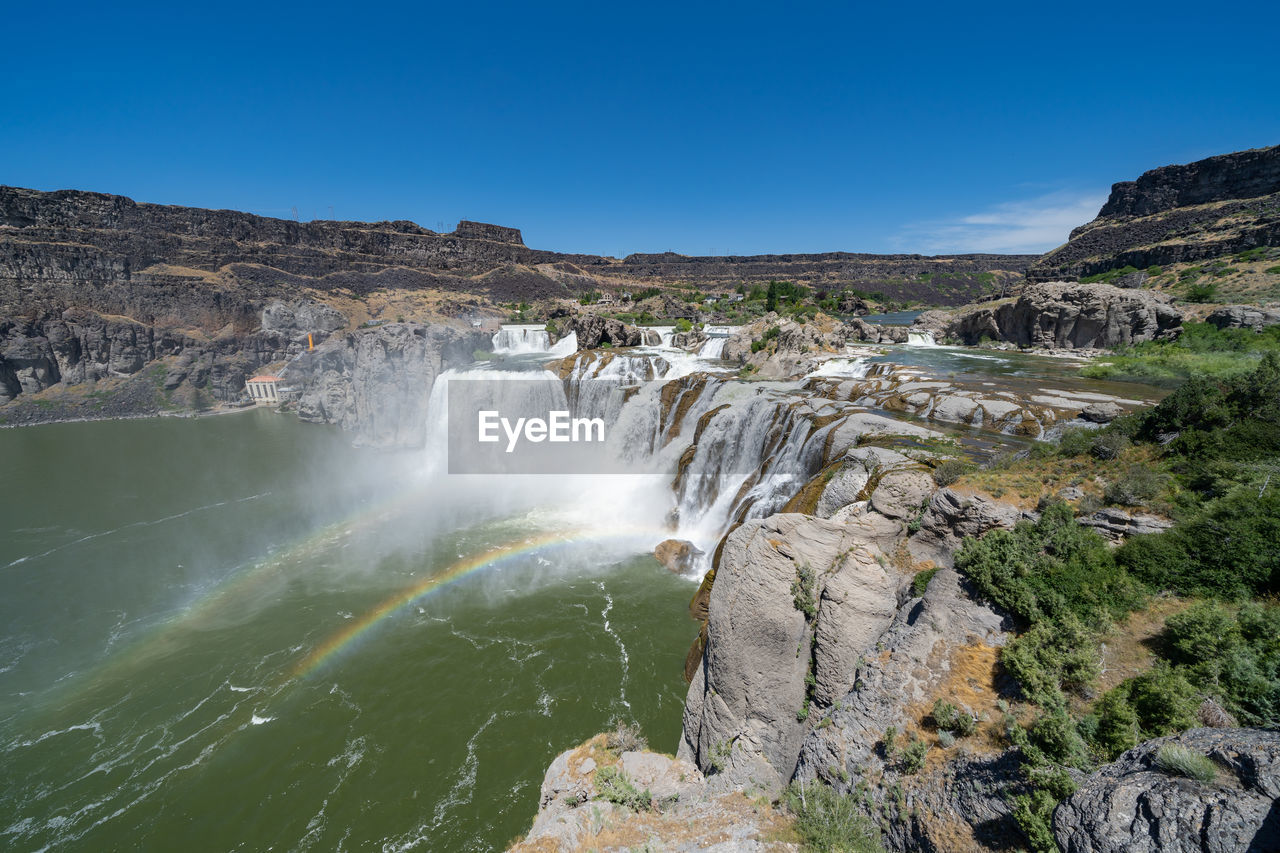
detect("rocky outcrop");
top-left (1029, 146), bottom-right (1280, 282)
top-left (288, 322), bottom-right (489, 448)
top-left (0, 297), bottom-right (349, 407)
top-left (907, 487), bottom-right (1027, 567)
top-left (794, 564), bottom-right (1018, 851)
top-left (1053, 727), bottom-right (1280, 853)
top-left (1206, 304), bottom-right (1280, 332)
top-left (653, 539), bottom-right (705, 574)
top-left (564, 315), bottom-right (657, 349)
top-left (512, 735), bottom-right (795, 851)
top-left (946, 281), bottom-right (1183, 349)
top-left (1078, 507), bottom-right (1175, 541)
top-left (678, 513), bottom-right (898, 794)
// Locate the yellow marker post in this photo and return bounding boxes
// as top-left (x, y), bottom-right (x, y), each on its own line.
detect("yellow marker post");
top-left (308, 333), bottom-right (314, 351)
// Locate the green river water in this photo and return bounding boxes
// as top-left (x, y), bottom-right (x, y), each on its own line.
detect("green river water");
top-left (0, 409), bottom-right (699, 852)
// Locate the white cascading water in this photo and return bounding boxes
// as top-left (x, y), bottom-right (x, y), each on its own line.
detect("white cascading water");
top-left (808, 356), bottom-right (870, 378)
top-left (491, 325), bottom-right (579, 357)
top-left (419, 342), bottom-right (835, 575)
top-left (492, 324), bottom-right (550, 354)
top-left (906, 330), bottom-right (939, 347)
top-left (697, 337), bottom-right (727, 359)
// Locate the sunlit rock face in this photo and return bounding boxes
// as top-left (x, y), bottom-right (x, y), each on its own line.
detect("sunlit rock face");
top-left (945, 281), bottom-right (1183, 349)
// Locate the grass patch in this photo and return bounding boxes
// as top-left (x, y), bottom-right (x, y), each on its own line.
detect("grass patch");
top-left (593, 766), bottom-right (654, 811)
top-left (1155, 744), bottom-right (1217, 783)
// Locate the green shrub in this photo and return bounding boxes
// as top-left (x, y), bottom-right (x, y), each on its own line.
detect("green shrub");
top-left (1104, 465), bottom-right (1167, 506)
top-left (1155, 744), bottom-right (1217, 783)
top-left (1091, 430), bottom-right (1130, 460)
top-left (1029, 704), bottom-right (1090, 769)
top-left (674, 317), bottom-right (693, 333)
top-left (1162, 601), bottom-right (1280, 725)
top-left (1119, 489), bottom-right (1280, 597)
top-left (911, 567), bottom-right (939, 597)
top-left (594, 765), bottom-right (653, 811)
top-left (1057, 427), bottom-right (1094, 457)
top-left (956, 503), bottom-right (1143, 627)
top-left (1127, 666), bottom-right (1200, 736)
top-left (782, 781), bottom-right (885, 853)
top-left (1090, 688), bottom-right (1140, 759)
top-left (931, 458), bottom-right (973, 486)
top-left (900, 736), bottom-right (928, 773)
top-left (1002, 615), bottom-right (1100, 705)
top-left (1187, 281), bottom-right (1218, 302)
top-left (1011, 788), bottom-right (1060, 853)
top-left (792, 563), bottom-right (818, 619)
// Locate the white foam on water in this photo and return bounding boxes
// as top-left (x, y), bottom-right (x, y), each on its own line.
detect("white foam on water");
top-left (808, 357), bottom-right (870, 378)
top-left (596, 581), bottom-right (631, 711)
top-left (250, 713), bottom-right (274, 726)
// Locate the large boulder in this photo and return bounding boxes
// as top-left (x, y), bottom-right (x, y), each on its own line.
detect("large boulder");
top-left (1206, 304), bottom-right (1280, 332)
top-left (1053, 727), bottom-right (1280, 853)
top-left (565, 315), bottom-right (653, 349)
top-left (678, 513), bottom-right (897, 794)
top-left (946, 282), bottom-right (1183, 349)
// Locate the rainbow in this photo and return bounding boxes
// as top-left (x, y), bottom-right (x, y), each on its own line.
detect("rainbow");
top-left (288, 527), bottom-right (649, 680)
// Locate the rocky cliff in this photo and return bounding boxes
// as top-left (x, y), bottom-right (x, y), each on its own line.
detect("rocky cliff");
top-left (1029, 146), bottom-right (1280, 281)
top-left (287, 322), bottom-right (489, 448)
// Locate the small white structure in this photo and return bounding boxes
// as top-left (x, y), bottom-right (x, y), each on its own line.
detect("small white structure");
top-left (246, 375), bottom-right (282, 405)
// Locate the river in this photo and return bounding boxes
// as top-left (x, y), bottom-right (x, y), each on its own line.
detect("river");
top-left (0, 409), bottom-right (700, 851)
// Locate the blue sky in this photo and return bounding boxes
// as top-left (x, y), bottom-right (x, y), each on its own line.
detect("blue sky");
top-left (3, 1), bottom-right (1277, 257)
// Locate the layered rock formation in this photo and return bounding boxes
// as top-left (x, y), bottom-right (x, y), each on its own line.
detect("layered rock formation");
top-left (1053, 727), bottom-right (1280, 853)
top-left (0, 297), bottom-right (342, 406)
top-left (1029, 146), bottom-right (1280, 282)
top-left (944, 281), bottom-right (1183, 349)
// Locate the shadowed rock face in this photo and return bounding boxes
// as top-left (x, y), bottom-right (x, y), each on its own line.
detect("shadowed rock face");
top-left (1029, 146), bottom-right (1280, 282)
top-left (1053, 727), bottom-right (1280, 853)
top-left (946, 281), bottom-right (1183, 349)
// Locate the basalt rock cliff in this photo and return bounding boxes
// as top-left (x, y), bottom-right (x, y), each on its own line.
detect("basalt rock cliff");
top-left (1029, 145), bottom-right (1280, 281)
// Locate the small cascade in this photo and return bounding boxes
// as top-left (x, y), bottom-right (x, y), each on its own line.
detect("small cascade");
top-left (808, 356), bottom-right (870, 378)
top-left (546, 331), bottom-right (578, 358)
top-left (697, 337), bottom-right (727, 359)
top-left (650, 326), bottom-right (676, 348)
top-left (906, 330), bottom-right (939, 347)
top-left (492, 324), bottom-right (552, 354)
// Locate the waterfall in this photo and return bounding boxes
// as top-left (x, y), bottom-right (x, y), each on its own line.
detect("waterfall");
top-left (420, 349), bottom-right (850, 574)
top-left (697, 337), bottom-right (727, 359)
top-left (808, 357), bottom-right (870, 378)
top-left (650, 326), bottom-right (675, 348)
top-left (906, 330), bottom-right (939, 347)
top-left (546, 332), bottom-right (578, 358)
top-left (492, 325), bottom-right (551, 354)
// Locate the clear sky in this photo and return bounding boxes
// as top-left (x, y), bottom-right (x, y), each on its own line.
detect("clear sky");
top-left (3, 1), bottom-right (1277, 257)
